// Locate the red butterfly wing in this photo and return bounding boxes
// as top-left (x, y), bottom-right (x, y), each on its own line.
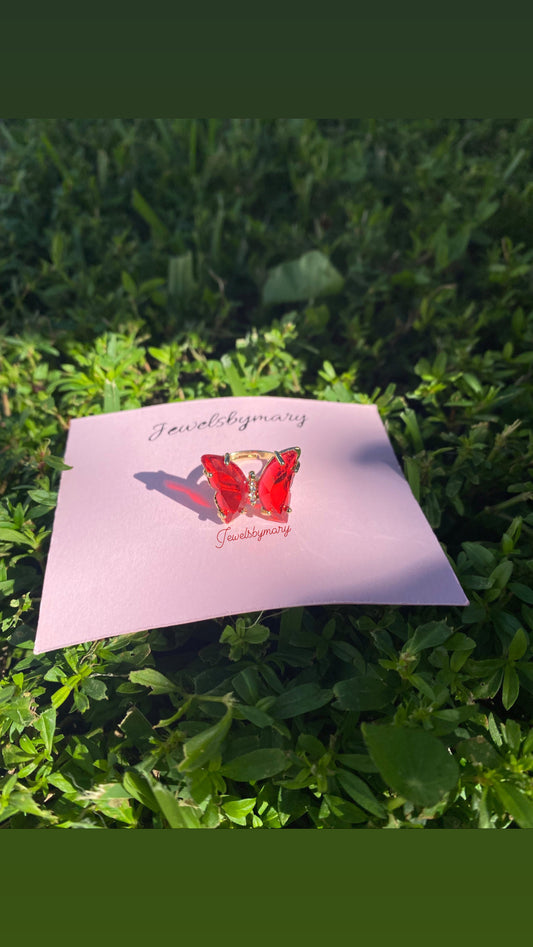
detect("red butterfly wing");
top-left (258, 448), bottom-right (300, 516)
top-left (201, 454), bottom-right (248, 523)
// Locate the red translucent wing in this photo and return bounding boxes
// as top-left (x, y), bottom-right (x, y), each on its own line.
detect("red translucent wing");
top-left (258, 448), bottom-right (300, 515)
top-left (201, 454), bottom-right (248, 522)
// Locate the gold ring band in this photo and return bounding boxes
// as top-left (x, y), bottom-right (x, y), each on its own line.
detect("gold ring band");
top-left (224, 449), bottom-right (286, 465)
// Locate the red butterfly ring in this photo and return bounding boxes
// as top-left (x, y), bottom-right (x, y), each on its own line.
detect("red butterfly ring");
top-left (201, 448), bottom-right (301, 524)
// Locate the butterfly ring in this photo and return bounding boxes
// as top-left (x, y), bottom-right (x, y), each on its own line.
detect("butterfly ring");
top-left (201, 448), bottom-right (301, 523)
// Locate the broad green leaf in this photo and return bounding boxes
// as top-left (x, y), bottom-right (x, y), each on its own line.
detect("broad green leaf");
top-left (122, 770), bottom-right (159, 813)
top-left (494, 610), bottom-right (523, 640)
top-left (493, 781), bottom-right (533, 829)
top-left (221, 748), bottom-right (290, 781)
top-left (82, 783), bottom-right (134, 825)
top-left (231, 667), bottom-right (261, 705)
top-left (19, 733), bottom-right (37, 756)
top-left (47, 772), bottom-right (76, 794)
top-left (322, 795), bottom-right (368, 824)
top-left (234, 704), bottom-right (273, 728)
top-left (148, 345), bottom-right (171, 364)
top-left (501, 532), bottom-right (514, 556)
top-left (461, 370), bottom-right (481, 393)
top-left (333, 671), bottom-right (392, 712)
top-left (220, 354), bottom-right (247, 396)
top-left (27, 489), bottom-right (57, 507)
top-left (297, 733), bottom-right (326, 758)
top-left (243, 624), bottom-right (270, 644)
top-left (0, 693), bottom-right (34, 727)
top-left (34, 706), bottom-right (56, 755)
top-left (121, 271), bottom-right (137, 295)
top-left (168, 252), bottom-right (195, 298)
top-left (222, 797), bottom-right (256, 821)
top-left (44, 455), bottom-right (72, 471)
top-left (405, 621), bottom-right (453, 655)
top-left (488, 712), bottom-right (503, 747)
top-left (0, 791), bottom-right (57, 823)
top-left (476, 198), bottom-right (499, 223)
top-left (447, 632), bottom-right (476, 651)
top-left (463, 575), bottom-right (493, 590)
top-left (269, 683), bottom-right (332, 719)
top-left (362, 723), bottom-right (459, 807)
top-left (129, 669), bottom-right (178, 694)
top-left (508, 627), bottom-right (528, 662)
top-left (4, 742), bottom-right (33, 765)
top-left (132, 188), bottom-right (169, 240)
top-left (51, 683), bottom-right (75, 709)
top-left (450, 650), bottom-right (470, 672)
top-left (150, 781), bottom-right (202, 828)
top-left (401, 408), bottom-right (424, 452)
top-left (178, 708), bottom-right (233, 772)
top-left (0, 528), bottom-right (34, 546)
top-left (81, 677), bottom-right (108, 700)
top-left (503, 719), bottom-right (521, 754)
top-left (489, 560), bottom-right (513, 592)
top-left (502, 665), bottom-right (520, 710)
top-left (103, 380), bottom-right (120, 414)
top-left (173, 803), bottom-right (203, 830)
top-left (336, 770), bottom-right (387, 819)
top-left (461, 542), bottom-right (496, 574)
top-left (262, 250), bottom-right (344, 305)
top-left (510, 582), bottom-right (533, 605)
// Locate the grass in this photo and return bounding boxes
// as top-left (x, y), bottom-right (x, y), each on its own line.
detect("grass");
top-left (1, 118), bottom-right (533, 828)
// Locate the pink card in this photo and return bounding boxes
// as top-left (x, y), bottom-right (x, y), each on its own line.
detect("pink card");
top-left (34, 396), bottom-right (468, 653)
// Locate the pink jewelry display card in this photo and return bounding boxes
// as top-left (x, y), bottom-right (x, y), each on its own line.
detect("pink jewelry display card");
top-left (34, 396), bottom-right (468, 653)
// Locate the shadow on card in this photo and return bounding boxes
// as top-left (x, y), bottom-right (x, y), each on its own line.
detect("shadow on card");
top-left (349, 441), bottom-right (404, 476)
top-left (133, 467), bottom-right (220, 523)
